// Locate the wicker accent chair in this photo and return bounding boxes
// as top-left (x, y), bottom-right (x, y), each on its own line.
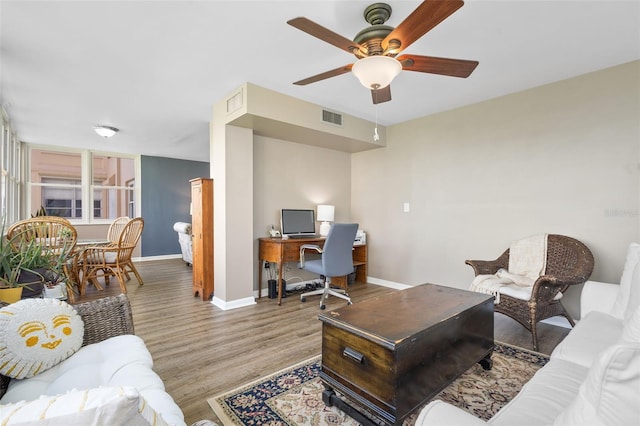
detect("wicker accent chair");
top-left (466, 234), bottom-right (594, 351)
top-left (80, 217), bottom-right (144, 295)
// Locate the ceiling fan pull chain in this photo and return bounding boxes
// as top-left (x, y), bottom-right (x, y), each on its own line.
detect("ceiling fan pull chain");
top-left (373, 89), bottom-right (380, 141)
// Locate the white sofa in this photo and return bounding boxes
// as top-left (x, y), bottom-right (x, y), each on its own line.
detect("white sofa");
top-left (0, 295), bottom-right (215, 426)
top-left (173, 222), bottom-right (193, 266)
top-left (416, 243), bottom-right (640, 426)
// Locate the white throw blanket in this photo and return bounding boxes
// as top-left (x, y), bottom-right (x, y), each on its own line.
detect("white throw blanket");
top-left (470, 234), bottom-right (548, 303)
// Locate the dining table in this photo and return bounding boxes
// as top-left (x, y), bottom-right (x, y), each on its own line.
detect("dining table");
top-left (66, 239), bottom-right (110, 301)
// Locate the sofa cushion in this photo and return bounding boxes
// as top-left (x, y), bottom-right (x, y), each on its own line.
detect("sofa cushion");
top-left (611, 242), bottom-right (640, 319)
top-left (550, 310), bottom-right (622, 368)
top-left (553, 342), bottom-right (640, 426)
top-left (621, 305), bottom-right (640, 342)
top-left (498, 284), bottom-right (562, 302)
top-left (0, 298), bottom-right (84, 379)
top-left (624, 258), bottom-right (640, 324)
top-left (0, 386), bottom-right (169, 426)
top-left (580, 280), bottom-right (620, 318)
top-left (0, 335), bottom-right (185, 426)
top-left (490, 358), bottom-right (588, 426)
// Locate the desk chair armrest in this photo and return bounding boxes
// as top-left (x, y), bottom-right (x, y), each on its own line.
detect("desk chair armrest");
top-left (299, 244), bottom-right (322, 268)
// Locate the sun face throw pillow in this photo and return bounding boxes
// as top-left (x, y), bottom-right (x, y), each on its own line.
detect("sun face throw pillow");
top-left (0, 298), bottom-right (84, 379)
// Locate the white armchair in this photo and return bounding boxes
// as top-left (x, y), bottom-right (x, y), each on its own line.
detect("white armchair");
top-left (173, 222), bottom-right (193, 266)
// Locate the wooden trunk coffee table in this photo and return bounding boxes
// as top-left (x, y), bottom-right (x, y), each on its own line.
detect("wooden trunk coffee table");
top-left (318, 283), bottom-right (494, 425)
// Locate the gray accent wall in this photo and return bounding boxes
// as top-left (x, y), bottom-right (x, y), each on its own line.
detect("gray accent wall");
top-left (140, 156), bottom-right (209, 257)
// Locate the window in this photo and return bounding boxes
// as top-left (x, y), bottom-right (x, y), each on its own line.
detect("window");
top-left (41, 178), bottom-right (80, 218)
top-left (29, 147), bottom-right (138, 222)
top-left (91, 154), bottom-right (135, 220)
top-left (1, 109), bottom-right (20, 224)
top-left (127, 179), bottom-right (135, 219)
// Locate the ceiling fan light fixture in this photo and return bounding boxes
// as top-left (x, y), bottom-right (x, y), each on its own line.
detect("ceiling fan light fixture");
top-left (93, 125), bottom-right (119, 138)
top-left (352, 56), bottom-right (402, 90)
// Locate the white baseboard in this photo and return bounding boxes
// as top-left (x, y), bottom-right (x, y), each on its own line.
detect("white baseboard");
top-left (211, 296), bottom-right (256, 310)
top-left (135, 254), bottom-right (183, 262)
top-left (367, 277), bottom-right (411, 290)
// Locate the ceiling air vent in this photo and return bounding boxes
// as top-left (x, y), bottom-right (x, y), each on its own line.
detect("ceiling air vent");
top-left (322, 109), bottom-right (343, 127)
top-left (226, 89), bottom-right (243, 114)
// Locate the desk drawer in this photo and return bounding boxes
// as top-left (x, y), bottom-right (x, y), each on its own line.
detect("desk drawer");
top-left (322, 324), bottom-right (396, 412)
top-left (282, 243), bottom-right (302, 262)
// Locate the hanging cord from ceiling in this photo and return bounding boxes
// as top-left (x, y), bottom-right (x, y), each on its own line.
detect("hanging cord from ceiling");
top-left (373, 85), bottom-right (380, 141)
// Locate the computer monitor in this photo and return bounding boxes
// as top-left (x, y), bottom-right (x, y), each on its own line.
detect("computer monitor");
top-left (280, 209), bottom-right (316, 237)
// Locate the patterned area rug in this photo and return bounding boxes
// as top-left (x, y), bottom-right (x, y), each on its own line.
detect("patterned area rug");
top-left (208, 343), bottom-right (548, 425)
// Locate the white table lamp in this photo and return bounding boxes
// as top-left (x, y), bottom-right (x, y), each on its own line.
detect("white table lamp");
top-left (317, 205), bottom-right (335, 237)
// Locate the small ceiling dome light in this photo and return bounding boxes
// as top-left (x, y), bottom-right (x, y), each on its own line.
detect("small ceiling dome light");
top-left (351, 56), bottom-right (402, 90)
top-left (93, 125), bottom-right (119, 138)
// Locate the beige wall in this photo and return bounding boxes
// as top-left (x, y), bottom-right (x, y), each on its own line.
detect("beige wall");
top-left (211, 120), bottom-right (255, 305)
top-left (351, 60), bottom-right (640, 318)
top-left (253, 135), bottom-right (352, 286)
top-left (213, 62), bottom-right (639, 315)
top-left (214, 83), bottom-right (374, 305)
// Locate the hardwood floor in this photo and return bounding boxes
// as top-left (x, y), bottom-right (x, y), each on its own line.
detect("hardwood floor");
top-left (76, 258), bottom-right (570, 425)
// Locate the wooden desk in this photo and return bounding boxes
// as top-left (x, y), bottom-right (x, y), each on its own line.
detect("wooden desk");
top-left (258, 237), bottom-right (367, 305)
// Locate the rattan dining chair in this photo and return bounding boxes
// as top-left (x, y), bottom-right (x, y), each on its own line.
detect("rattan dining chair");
top-left (105, 216), bottom-right (131, 279)
top-left (6, 216), bottom-right (78, 299)
top-left (107, 216), bottom-right (130, 244)
top-left (80, 217), bottom-right (144, 294)
top-left (6, 216), bottom-right (77, 258)
top-left (466, 234), bottom-right (594, 351)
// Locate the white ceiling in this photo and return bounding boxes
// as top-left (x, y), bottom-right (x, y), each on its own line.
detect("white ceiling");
top-left (1, 1), bottom-right (639, 162)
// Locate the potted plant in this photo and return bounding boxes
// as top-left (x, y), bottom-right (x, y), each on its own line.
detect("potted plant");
top-left (0, 231), bottom-right (24, 302)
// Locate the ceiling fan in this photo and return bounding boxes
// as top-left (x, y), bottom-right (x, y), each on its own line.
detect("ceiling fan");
top-left (287, 0), bottom-right (479, 104)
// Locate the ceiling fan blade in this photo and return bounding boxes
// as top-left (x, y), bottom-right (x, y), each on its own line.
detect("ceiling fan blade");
top-left (372, 85), bottom-right (392, 104)
top-left (398, 54), bottom-right (478, 78)
top-left (382, 0), bottom-right (464, 55)
top-left (288, 17), bottom-right (364, 54)
top-left (293, 64), bottom-right (353, 86)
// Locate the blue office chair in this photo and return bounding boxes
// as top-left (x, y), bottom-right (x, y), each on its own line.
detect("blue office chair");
top-left (298, 223), bottom-right (359, 309)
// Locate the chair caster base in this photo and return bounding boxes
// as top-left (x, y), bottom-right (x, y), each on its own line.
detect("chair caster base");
top-left (320, 304), bottom-right (326, 310)
top-left (301, 296), bottom-right (306, 302)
